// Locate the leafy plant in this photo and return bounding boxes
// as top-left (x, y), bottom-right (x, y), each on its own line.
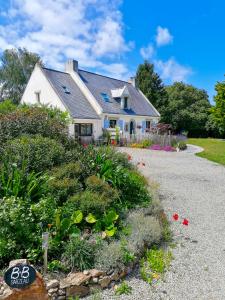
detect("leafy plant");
top-left (115, 281), bottom-right (132, 295)
top-left (140, 248), bottom-right (172, 284)
top-left (0, 161), bottom-right (49, 201)
top-left (48, 260), bottom-right (67, 272)
top-left (178, 141), bottom-right (187, 150)
top-left (63, 236), bottom-right (97, 271)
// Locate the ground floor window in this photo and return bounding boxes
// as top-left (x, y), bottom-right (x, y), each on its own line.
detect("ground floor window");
top-left (146, 120), bottom-right (151, 129)
top-left (109, 119), bottom-right (117, 128)
top-left (75, 123), bottom-right (93, 137)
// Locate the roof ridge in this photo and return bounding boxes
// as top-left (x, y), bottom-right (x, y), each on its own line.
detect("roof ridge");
top-left (43, 67), bottom-right (69, 75)
top-left (78, 69), bottom-right (131, 84)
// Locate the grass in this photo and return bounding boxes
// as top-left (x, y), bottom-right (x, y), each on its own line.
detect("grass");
top-left (188, 138), bottom-right (225, 165)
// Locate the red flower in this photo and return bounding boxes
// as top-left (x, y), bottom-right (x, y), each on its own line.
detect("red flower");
top-left (82, 144), bottom-right (88, 148)
top-left (173, 213), bottom-right (179, 221)
top-left (111, 140), bottom-right (116, 145)
top-left (182, 218), bottom-right (189, 226)
top-left (128, 155), bottom-right (132, 161)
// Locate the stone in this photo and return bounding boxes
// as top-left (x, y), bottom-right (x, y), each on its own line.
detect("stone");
top-left (9, 259), bottom-right (29, 268)
top-left (60, 272), bottom-right (91, 289)
top-left (1, 271), bottom-right (49, 300)
top-left (92, 277), bottom-right (98, 284)
top-left (58, 289), bottom-right (66, 296)
top-left (98, 276), bottom-right (111, 288)
top-left (66, 285), bottom-right (90, 297)
top-left (48, 287), bottom-right (58, 294)
top-left (46, 279), bottom-right (59, 290)
top-left (110, 272), bottom-right (119, 281)
top-left (109, 281), bottom-right (116, 289)
top-left (89, 269), bottom-right (105, 278)
top-left (58, 296), bottom-right (66, 300)
top-left (119, 268), bottom-right (128, 279)
top-left (83, 270), bottom-right (89, 275)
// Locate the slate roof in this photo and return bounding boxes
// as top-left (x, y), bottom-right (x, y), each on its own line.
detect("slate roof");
top-left (42, 68), bottom-right (100, 119)
top-left (42, 66), bottom-right (159, 119)
top-left (78, 70), bottom-right (159, 117)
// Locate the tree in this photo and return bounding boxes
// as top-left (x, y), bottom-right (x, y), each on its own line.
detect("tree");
top-left (210, 79), bottom-right (225, 136)
top-left (0, 48), bottom-right (42, 104)
top-left (135, 61), bottom-right (168, 116)
top-left (164, 82), bottom-right (211, 137)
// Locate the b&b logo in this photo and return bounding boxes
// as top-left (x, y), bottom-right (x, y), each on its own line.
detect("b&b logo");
top-left (4, 264), bottom-right (36, 289)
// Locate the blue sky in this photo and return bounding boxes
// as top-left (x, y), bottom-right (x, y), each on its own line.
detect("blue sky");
top-left (0, 0), bottom-right (224, 102)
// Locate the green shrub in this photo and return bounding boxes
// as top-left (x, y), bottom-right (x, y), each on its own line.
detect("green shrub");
top-left (119, 170), bottom-right (151, 208)
top-left (48, 162), bottom-right (86, 203)
top-left (85, 175), bottom-right (119, 202)
top-left (178, 141), bottom-right (187, 150)
top-left (0, 161), bottom-right (49, 201)
top-left (125, 211), bottom-right (162, 254)
top-left (0, 196), bottom-right (56, 267)
top-left (0, 100), bottom-right (17, 115)
top-left (64, 190), bottom-right (114, 216)
top-left (49, 177), bottom-right (82, 204)
top-left (63, 236), bottom-right (97, 271)
top-left (94, 241), bottom-right (125, 272)
top-left (141, 139), bottom-right (153, 148)
top-left (0, 106), bottom-right (68, 144)
top-left (2, 135), bottom-right (65, 172)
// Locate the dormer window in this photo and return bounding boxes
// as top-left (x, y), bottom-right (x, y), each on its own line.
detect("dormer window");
top-left (124, 97), bottom-right (128, 109)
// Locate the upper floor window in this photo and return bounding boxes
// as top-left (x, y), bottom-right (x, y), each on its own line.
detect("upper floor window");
top-left (35, 91), bottom-right (41, 103)
top-left (124, 97), bottom-right (128, 109)
top-left (100, 93), bottom-right (110, 102)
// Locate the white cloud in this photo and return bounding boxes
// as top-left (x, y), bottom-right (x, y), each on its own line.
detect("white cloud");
top-left (140, 44), bottom-right (155, 60)
top-left (156, 26), bottom-right (173, 47)
top-left (0, 0), bottom-right (131, 75)
top-left (155, 58), bottom-right (192, 82)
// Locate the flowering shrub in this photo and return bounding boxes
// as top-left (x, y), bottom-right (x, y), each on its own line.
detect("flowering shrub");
top-left (150, 144), bottom-right (176, 152)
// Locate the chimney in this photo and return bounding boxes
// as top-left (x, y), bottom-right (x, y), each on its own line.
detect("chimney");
top-left (129, 76), bottom-right (136, 88)
top-left (65, 59), bottom-right (78, 73)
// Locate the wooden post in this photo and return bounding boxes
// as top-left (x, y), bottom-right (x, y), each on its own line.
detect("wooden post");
top-left (42, 232), bottom-right (49, 274)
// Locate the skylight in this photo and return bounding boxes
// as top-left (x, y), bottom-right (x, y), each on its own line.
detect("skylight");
top-left (100, 92), bottom-right (110, 102)
top-left (62, 85), bottom-right (71, 94)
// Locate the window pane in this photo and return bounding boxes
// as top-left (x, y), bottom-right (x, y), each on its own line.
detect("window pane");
top-left (109, 120), bottom-right (117, 128)
top-left (86, 124), bottom-right (92, 135)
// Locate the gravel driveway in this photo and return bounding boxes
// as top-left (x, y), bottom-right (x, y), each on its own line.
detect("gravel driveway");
top-left (86, 145), bottom-right (225, 300)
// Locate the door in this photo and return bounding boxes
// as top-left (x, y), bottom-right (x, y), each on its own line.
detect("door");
top-left (130, 120), bottom-right (135, 135)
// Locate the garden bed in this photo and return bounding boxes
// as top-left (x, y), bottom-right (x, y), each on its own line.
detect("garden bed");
top-left (0, 103), bottom-right (171, 299)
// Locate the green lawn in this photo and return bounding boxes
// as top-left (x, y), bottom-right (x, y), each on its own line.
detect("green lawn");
top-left (188, 138), bottom-right (225, 166)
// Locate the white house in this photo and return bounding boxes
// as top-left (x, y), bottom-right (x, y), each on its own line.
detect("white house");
top-left (21, 60), bottom-right (160, 142)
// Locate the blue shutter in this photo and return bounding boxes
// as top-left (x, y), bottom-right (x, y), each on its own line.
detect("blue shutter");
top-left (142, 121), bottom-right (146, 133)
top-left (118, 119), bottom-right (124, 131)
top-left (104, 119), bottom-right (109, 128)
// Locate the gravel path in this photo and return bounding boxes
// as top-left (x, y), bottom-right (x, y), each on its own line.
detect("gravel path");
top-left (85, 145), bottom-right (225, 300)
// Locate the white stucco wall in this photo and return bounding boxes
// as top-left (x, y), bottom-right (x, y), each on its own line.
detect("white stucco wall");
top-left (21, 64), bottom-right (67, 112)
